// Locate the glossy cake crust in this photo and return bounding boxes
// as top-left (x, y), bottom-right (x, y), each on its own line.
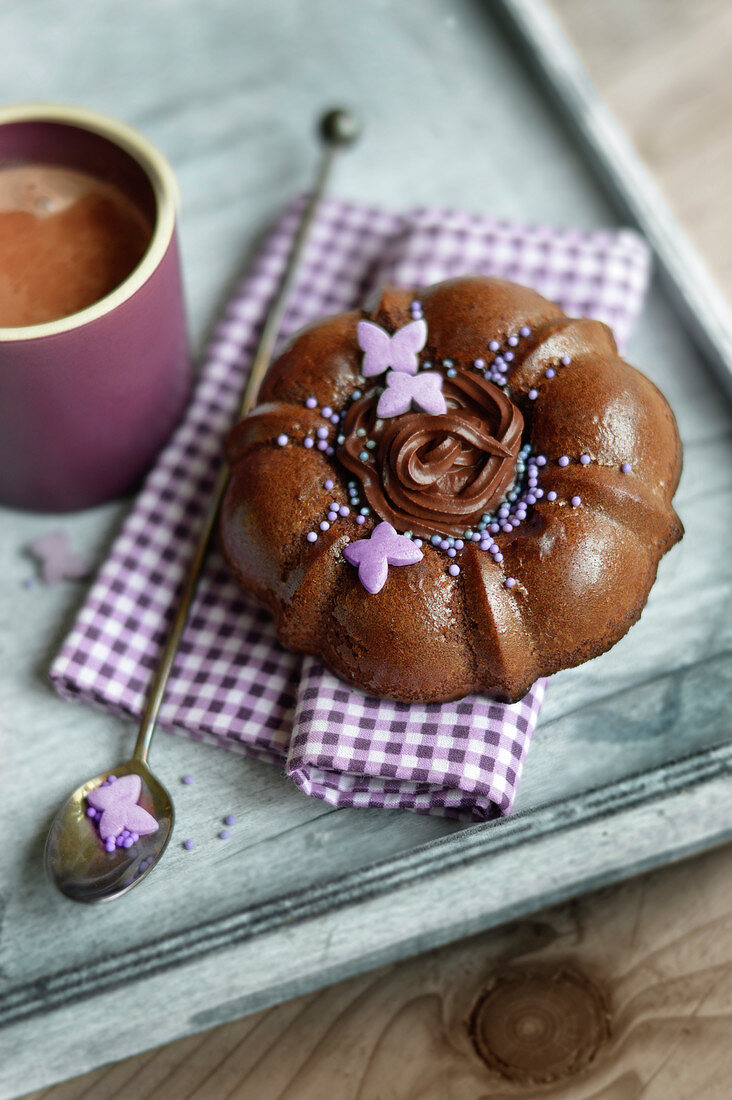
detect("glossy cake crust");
top-left (220, 277), bottom-right (683, 703)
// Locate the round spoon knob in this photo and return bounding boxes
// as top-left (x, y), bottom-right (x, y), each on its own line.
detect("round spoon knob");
top-left (319, 107), bottom-right (362, 147)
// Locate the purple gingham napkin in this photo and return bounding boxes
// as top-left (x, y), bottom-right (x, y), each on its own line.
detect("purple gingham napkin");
top-left (50, 197), bottom-right (650, 820)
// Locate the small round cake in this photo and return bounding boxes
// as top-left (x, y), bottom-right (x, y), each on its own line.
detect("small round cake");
top-left (220, 277), bottom-right (683, 703)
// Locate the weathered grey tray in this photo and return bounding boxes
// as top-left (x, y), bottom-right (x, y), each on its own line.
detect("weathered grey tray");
top-left (1, 0), bottom-right (731, 1096)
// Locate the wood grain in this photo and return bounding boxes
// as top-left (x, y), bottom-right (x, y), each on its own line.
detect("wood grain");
top-left (20, 842), bottom-right (732, 1099)
top-left (9, 0), bottom-right (732, 1096)
top-left (551, 0), bottom-right (732, 301)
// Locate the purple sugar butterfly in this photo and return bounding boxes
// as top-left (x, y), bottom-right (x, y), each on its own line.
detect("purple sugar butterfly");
top-left (27, 530), bottom-right (90, 585)
top-left (357, 318), bottom-right (427, 378)
top-left (376, 370), bottom-right (448, 418)
top-left (86, 774), bottom-right (159, 841)
top-left (343, 521), bottom-right (423, 594)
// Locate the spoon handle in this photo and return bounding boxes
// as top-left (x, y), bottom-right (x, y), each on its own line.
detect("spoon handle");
top-left (133, 109), bottom-right (360, 765)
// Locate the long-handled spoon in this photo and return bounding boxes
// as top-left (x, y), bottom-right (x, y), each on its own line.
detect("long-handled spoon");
top-left (44, 108), bottom-right (361, 903)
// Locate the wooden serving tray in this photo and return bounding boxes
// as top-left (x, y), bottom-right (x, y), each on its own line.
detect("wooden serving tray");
top-left (1, 0), bottom-right (730, 1094)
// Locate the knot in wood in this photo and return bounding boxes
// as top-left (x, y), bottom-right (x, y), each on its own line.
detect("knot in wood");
top-left (469, 965), bottom-right (610, 1084)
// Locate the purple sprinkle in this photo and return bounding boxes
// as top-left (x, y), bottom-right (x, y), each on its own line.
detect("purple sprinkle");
top-left (123, 837), bottom-right (134, 848)
top-left (321, 406), bottom-right (333, 418)
top-left (320, 520), bottom-right (330, 531)
top-left (330, 500), bottom-right (339, 509)
top-left (317, 440), bottom-right (328, 451)
top-left (504, 577), bottom-right (517, 589)
top-left (413, 538), bottom-right (422, 548)
top-left (547, 490), bottom-right (558, 501)
top-left (305, 396), bottom-right (317, 409)
top-left (474, 358), bottom-right (485, 369)
top-left (561, 355), bottom-right (571, 366)
top-left (488, 340), bottom-right (500, 352)
top-left (504, 351), bottom-right (514, 362)
top-left (86, 807), bottom-right (96, 819)
top-left (520, 325), bottom-right (531, 337)
top-left (219, 829), bottom-right (231, 840)
top-left (326, 446), bottom-right (335, 456)
top-left (339, 505), bottom-right (350, 517)
top-left (454, 539), bottom-right (464, 550)
top-left (447, 547), bottom-right (457, 558)
top-left (410, 299), bottom-right (421, 311)
top-left (508, 335), bottom-right (519, 347)
top-left (303, 437), bottom-right (314, 449)
top-left (526, 494), bottom-right (537, 505)
top-left (528, 389), bottom-right (538, 401)
top-left (330, 414), bottom-right (340, 425)
top-left (471, 532), bottom-right (481, 542)
top-left (490, 522), bottom-right (500, 534)
top-left (306, 531), bottom-right (317, 543)
top-left (558, 455), bottom-right (570, 467)
top-left (448, 564), bottom-right (460, 577)
top-left (183, 839), bottom-right (194, 851)
top-left (108, 775), bottom-right (117, 783)
top-left (502, 523), bottom-right (513, 533)
top-left (276, 434), bottom-right (288, 447)
top-left (182, 774), bottom-right (194, 786)
top-left (580, 454), bottom-right (591, 465)
top-left (571, 495), bottom-right (582, 507)
top-left (324, 479), bottom-right (334, 490)
top-left (545, 368), bottom-right (556, 379)
top-left (493, 552), bottom-right (504, 563)
top-left (317, 427), bottom-right (329, 440)
top-left (356, 515), bottom-right (366, 525)
top-left (224, 814), bottom-right (236, 826)
top-left (621, 462), bottom-right (632, 474)
top-left (105, 838), bottom-right (116, 852)
top-left (536, 455), bottom-right (547, 466)
top-left (328, 511), bottom-right (338, 522)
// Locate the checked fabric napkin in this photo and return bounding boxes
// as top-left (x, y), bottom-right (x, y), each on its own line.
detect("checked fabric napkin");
top-left (51, 196), bottom-right (650, 820)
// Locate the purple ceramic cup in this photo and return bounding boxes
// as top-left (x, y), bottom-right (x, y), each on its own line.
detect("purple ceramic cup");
top-left (0, 104), bottom-right (192, 512)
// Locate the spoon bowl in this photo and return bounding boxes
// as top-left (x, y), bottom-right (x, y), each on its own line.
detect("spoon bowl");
top-left (45, 760), bottom-right (174, 903)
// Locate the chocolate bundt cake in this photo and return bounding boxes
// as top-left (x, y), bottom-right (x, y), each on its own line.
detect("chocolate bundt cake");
top-left (220, 277), bottom-right (683, 703)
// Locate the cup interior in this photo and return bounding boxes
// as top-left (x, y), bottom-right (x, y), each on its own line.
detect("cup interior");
top-left (0, 107), bottom-right (178, 339)
top-left (0, 118), bottom-right (157, 228)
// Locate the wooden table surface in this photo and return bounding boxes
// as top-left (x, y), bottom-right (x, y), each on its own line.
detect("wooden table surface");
top-left (20, 1), bottom-right (732, 1097)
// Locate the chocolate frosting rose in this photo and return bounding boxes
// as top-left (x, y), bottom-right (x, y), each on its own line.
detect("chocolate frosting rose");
top-left (339, 371), bottom-right (524, 537)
